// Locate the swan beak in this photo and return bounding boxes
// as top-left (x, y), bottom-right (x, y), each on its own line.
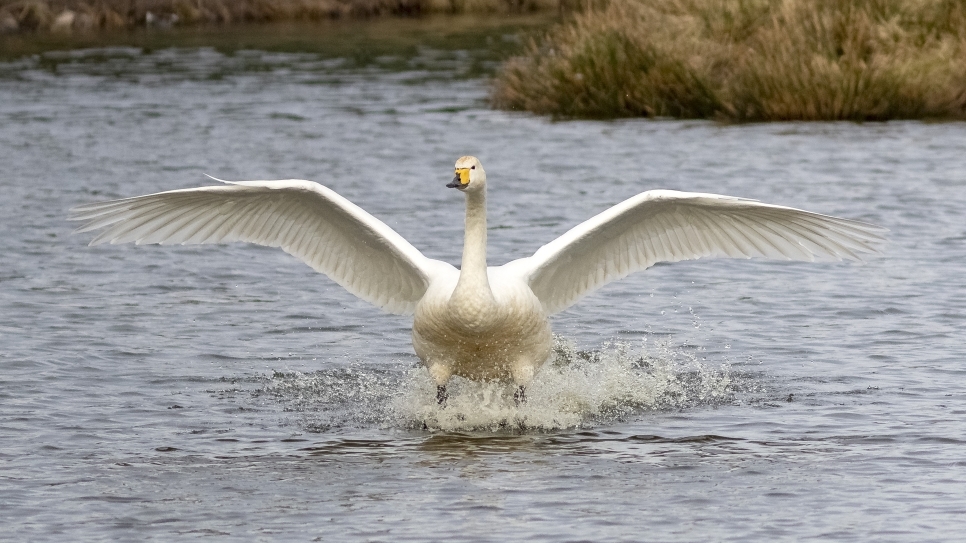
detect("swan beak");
top-left (447, 169), bottom-right (470, 189)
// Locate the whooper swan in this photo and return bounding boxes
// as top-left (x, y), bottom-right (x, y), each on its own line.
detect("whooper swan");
top-left (69, 156), bottom-right (885, 404)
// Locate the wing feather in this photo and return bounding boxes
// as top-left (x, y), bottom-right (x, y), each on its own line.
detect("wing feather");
top-left (694, 210), bottom-right (744, 258)
top-left (141, 204), bottom-right (210, 244)
top-left (503, 190), bottom-right (885, 315)
top-left (730, 214), bottom-right (779, 258)
top-left (70, 180), bottom-right (453, 315)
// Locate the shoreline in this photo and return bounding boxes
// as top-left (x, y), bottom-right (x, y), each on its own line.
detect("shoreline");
top-left (6, 0), bottom-right (965, 122)
top-left (0, 0), bottom-right (568, 35)
top-left (0, 12), bottom-right (557, 60)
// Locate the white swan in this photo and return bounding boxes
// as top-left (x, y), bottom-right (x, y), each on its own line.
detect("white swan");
top-left (69, 156), bottom-right (885, 403)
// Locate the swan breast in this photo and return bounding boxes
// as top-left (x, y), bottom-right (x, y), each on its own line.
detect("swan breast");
top-left (412, 268), bottom-right (552, 382)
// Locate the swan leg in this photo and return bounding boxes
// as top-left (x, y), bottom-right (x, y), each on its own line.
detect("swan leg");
top-left (510, 358), bottom-right (535, 406)
top-left (425, 360), bottom-right (452, 406)
top-left (436, 385), bottom-right (448, 406)
top-left (513, 385), bottom-right (526, 405)
top-left (510, 359), bottom-right (535, 386)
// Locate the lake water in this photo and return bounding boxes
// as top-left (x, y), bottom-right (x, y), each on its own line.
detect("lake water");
top-left (2, 22), bottom-right (966, 542)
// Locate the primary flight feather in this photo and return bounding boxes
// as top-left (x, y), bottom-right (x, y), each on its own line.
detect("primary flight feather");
top-left (70, 156), bottom-right (885, 403)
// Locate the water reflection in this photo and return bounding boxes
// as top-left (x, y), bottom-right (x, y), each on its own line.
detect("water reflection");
top-left (417, 433), bottom-right (546, 457)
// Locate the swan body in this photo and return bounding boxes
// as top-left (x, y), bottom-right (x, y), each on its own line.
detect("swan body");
top-left (413, 266), bottom-right (552, 386)
top-left (69, 156), bottom-right (885, 399)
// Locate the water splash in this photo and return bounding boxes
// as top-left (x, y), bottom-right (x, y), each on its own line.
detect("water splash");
top-left (256, 336), bottom-right (733, 432)
top-left (396, 337), bottom-right (732, 431)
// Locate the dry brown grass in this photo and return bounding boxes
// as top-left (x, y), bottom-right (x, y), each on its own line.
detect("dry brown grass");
top-left (0, 0), bottom-right (563, 33)
top-left (492, 0), bottom-right (966, 121)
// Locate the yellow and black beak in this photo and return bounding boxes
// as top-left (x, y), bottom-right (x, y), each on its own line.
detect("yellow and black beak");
top-left (447, 168), bottom-right (470, 189)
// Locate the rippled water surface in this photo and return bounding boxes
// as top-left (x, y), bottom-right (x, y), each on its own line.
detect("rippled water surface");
top-left (2, 25), bottom-right (966, 542)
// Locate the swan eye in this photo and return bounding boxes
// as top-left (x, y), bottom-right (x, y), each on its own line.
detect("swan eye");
top-left (471, 166), bottom-right (476, 170)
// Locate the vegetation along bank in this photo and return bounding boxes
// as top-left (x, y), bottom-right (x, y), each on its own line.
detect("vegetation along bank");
top-left (492, 0), bottom-right (966, 121)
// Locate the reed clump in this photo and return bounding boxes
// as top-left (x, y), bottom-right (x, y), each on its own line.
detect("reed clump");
top-left (492, 0), bottom-right (966, 121)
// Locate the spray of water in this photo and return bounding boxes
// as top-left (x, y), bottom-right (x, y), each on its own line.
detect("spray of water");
top-left (257, 336), bottom-right (733, 432)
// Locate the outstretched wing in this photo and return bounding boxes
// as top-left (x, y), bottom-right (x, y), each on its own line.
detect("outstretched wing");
top-left (69, 179), bottom-right (454, 315)
top-left (502, 190), bottom-right (886, 315)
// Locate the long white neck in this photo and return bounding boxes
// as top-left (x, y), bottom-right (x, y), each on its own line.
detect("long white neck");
top-left (451, 187), bottom-right (495, 307)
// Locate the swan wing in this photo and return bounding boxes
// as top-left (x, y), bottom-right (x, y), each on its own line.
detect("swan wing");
top-left (504, 190), bottom-right (886, 315)
top-left (69, 179), bottom-right (453, 315)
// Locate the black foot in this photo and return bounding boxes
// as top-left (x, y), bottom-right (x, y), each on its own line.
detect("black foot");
top-left (513, 385), bottom-right (526, 405)
top-left (436, 385), bottom-right (448, 406)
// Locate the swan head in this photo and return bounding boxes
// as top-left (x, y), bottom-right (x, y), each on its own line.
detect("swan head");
top-left (447, 156), bottom-right (486, 193)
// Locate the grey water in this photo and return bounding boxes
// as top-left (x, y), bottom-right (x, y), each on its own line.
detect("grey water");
top-left (2, 26), bottom-right (966, 542)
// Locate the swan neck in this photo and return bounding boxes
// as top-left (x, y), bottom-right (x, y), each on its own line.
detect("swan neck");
top-left (454, 188), bottom-right (492, 299)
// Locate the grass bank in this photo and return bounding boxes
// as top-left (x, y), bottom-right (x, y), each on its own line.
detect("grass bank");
top-left (492, 0), bottom-right (966, 121)
top-left (0, 0), bottom-right (569, 34)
